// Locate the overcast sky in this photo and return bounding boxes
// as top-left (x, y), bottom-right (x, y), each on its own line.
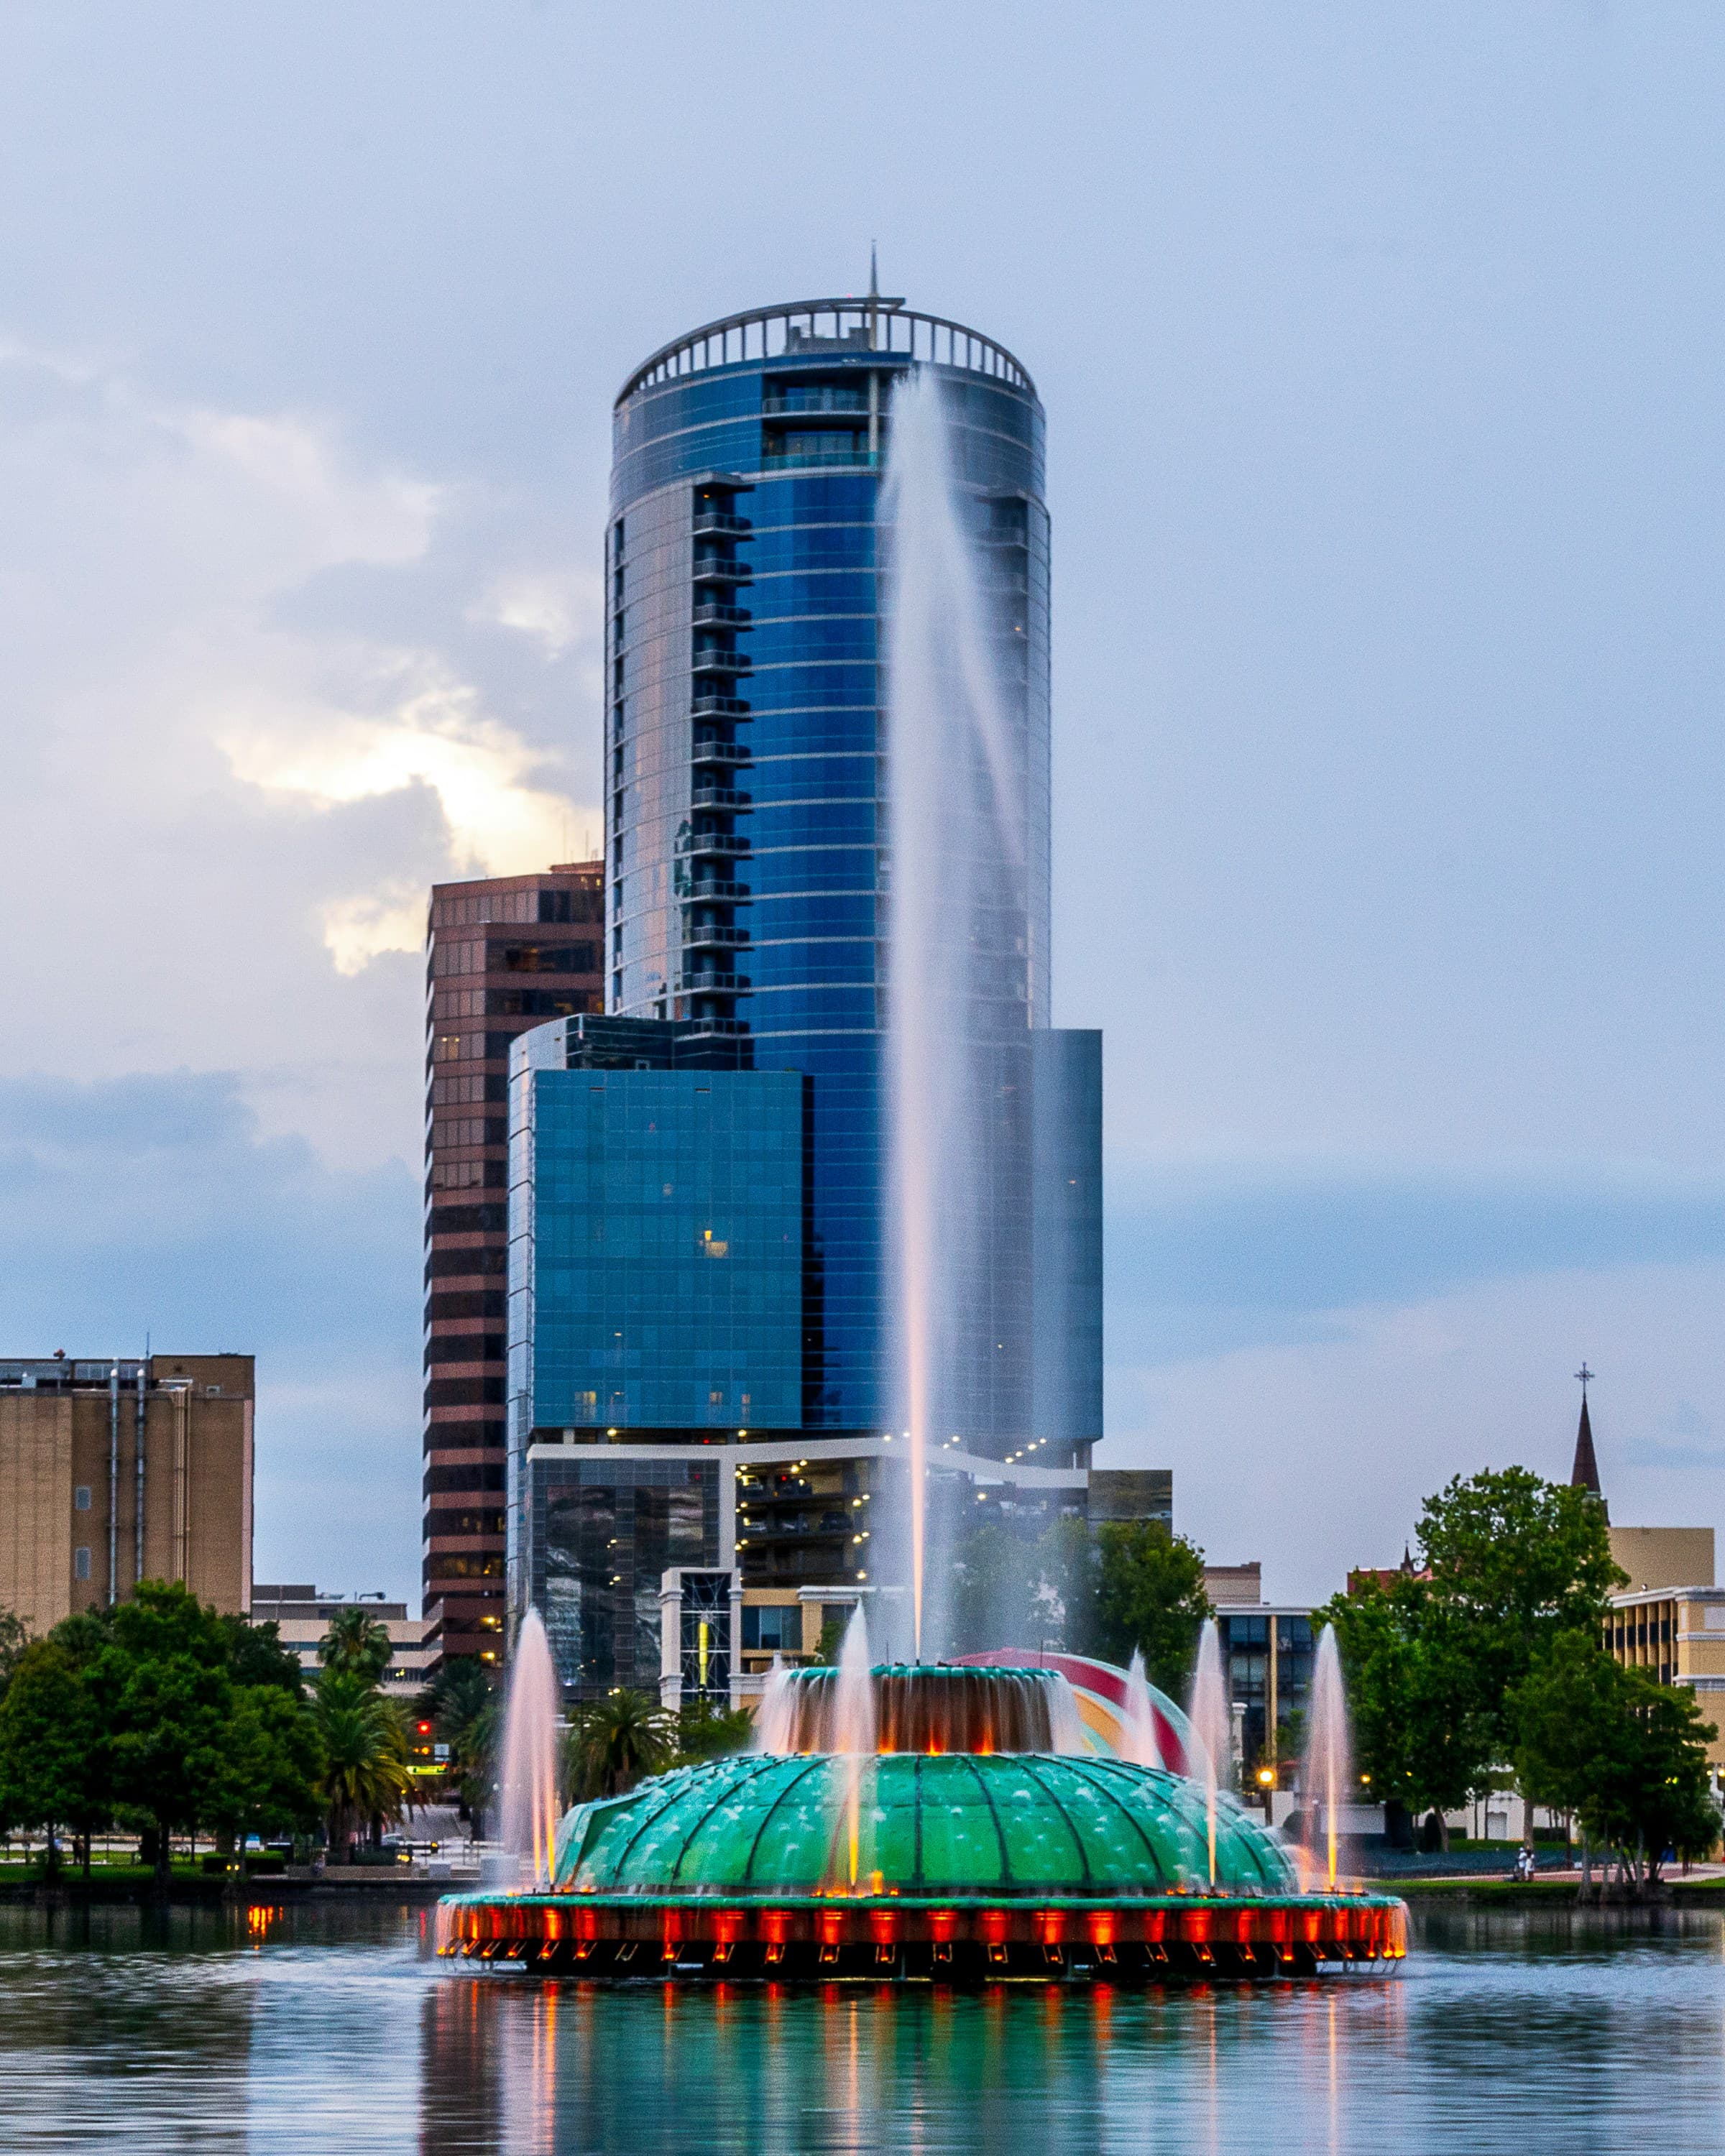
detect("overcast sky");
top-left (2, 4), bottom-right (1722, 1605)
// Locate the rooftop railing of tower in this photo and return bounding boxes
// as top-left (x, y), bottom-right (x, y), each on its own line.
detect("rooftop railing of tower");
top-left (616, 299), bottom-right (1036, 408)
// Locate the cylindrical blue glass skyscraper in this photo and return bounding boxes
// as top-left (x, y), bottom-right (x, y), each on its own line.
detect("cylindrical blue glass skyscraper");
top-left (606, 296), bottom-right (1058, 1455)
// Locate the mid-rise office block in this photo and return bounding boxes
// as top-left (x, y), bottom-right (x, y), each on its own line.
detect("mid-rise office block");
top-left (0, 1353), bottom-right (253, 1630)
top-left (423, 863), bottom-right (603, 1667)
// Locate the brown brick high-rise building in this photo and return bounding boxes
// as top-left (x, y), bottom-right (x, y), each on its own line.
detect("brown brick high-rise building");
top-left (423, 864), bottom-right (604, 1667)
top-left (0, 1352), bottom-right (253, 1630)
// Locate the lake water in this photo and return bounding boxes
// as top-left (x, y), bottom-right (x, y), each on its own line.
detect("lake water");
top-left (0, 1900), bottom-right (1720, 2153)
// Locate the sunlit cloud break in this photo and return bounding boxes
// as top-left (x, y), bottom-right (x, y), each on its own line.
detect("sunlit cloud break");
top-left (218, 665), bottom-right (588, 969)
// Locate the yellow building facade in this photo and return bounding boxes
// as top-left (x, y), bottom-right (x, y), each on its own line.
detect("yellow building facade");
top-left (1606, 1582), bottom-right (1725, 1773)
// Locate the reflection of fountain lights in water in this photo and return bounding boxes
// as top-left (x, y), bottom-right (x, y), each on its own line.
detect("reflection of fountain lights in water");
top-left (1187, 1619), bottom-right (1230, 1889)
top-left (500, 1609), bottom-right (561, 1889)
top-left (245, 1904), bottom-right (280, 1943)
top-left (882, 369), bottom-right (1024, 1659)
top-left (1305, 1625), bottom-right (1353, 1892)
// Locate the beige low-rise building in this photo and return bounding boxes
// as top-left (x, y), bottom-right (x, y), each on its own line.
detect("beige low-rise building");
top-left (1608, 1524), bottom-right (1715, 1594)
top-left (1606, 1580), bottom-right (1725, 1772)
top-left (249, 1584), bottom-right (433, 1700)
top-left (0, 1352), bottom-right (253, 1631)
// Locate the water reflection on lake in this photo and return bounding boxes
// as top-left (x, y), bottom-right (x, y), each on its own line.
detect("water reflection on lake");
top-left (0, 1902), bottom-right (1721, 2154)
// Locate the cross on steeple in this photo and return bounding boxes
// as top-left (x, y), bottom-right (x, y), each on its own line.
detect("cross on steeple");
top-left (1570, 1363), bottom-right (1605, 1514)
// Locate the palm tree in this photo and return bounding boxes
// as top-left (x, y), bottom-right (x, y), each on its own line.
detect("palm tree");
top-left (418, 1660), bottom-right (498, 1837)
top-left (316, 1672), bottom-right (411, 1859)
top-left (448, 1693), bottom-right (500, 1839)
top-left (318, 1607), bottom-right (395, 1686)
top-left (565, 1690), bottom-right (675, 1802)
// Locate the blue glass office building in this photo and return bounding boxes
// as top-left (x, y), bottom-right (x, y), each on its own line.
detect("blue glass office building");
top-left (604, 295), bottom-right (1091, 1452)
top-left (507, 298), bottom-right (1103, 1683)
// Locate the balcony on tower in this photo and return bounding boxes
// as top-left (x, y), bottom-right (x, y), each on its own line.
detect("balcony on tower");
top-left (691, 645), bottom-right (750, 676)
top-left (676, 830), bottom-right (753, 860)
top-left (691, 738), bottom-right (751, 769)
top-left (693, 552), bottom-right (753, 584)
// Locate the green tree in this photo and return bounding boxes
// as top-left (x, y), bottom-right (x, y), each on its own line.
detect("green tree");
top-left (1315, 1577), bottom-right (1493, 1838)
top-left (674, 1697), bottom-right (755, 1764)
top-left (949, 1517), bottom-right (1096, 1657)
top-left (218, 1615), bottom-right (307, 1697)
top-left (0, 1607), bottom-right (29, 1700)
top-left (315, 1673), bottom-right (411, 1857)
top-left (211, 1686), bottom-right (326, 1865)
top-left (86, 1581), bottom-right (234, 1887)
top-left (419, 1660), bottom-right (497, 1833)
top-left (949, 1524), bottom-right (1040, 1652)
top-left (1512, 1634), bottom-right (1719, 1883)
top-left (565, 1690), bottom-right (674, 1801)
top-left (447, 1695), bottom-right (499, 1835)
top-left (318, 1608), bottom-right (395, 1687)
top-left (1088, 1521), bottom-right (1212, 1696)
top-left (1417, 1468), bottom-right (1624, 1760)
top-left (0, 1640), bottom-right (108, 1875)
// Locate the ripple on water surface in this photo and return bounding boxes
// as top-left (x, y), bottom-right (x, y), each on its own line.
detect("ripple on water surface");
top-left (0, 1901), bottom-right (1721, 2155)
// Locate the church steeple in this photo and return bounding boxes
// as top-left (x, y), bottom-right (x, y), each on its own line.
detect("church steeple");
top-left (1570, 1363), bottom-right (1605, 1516)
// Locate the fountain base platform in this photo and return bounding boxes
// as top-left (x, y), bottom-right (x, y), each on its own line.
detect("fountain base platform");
top-left (436, 1890), bottom-right (1407, 1983)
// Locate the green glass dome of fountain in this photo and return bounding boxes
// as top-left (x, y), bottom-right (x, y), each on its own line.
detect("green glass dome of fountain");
top-left (554, 1751), bottom-right (1297, 1900)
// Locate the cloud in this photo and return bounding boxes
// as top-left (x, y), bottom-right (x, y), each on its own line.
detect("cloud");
top-left (0, 1072), bottom-right (421, 1598)
top-left (474, 566), bottom-right (602, 658)
top-left (0, 341), bottom-right (602, 1166)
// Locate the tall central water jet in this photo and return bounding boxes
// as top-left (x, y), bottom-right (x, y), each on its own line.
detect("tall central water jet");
top-left (1187, 1620), bottom-right (1231, 1889)
top-left (1305, 1624), bottom-right (1353, 1891)
top-left (498, 1609), bottom-right (561, 1889)
top-left (881, 368), bottom-right (1025, 1656)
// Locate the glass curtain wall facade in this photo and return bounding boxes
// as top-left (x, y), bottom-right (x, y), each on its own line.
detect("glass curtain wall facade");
top-left (607, 299), bottom-right (1053, 1451)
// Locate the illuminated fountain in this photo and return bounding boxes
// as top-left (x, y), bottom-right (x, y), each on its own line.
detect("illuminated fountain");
top-left (437, 366), bottom-right (1407, 1982)
top-left (439, 1653), bottom-right (1406, 1981)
